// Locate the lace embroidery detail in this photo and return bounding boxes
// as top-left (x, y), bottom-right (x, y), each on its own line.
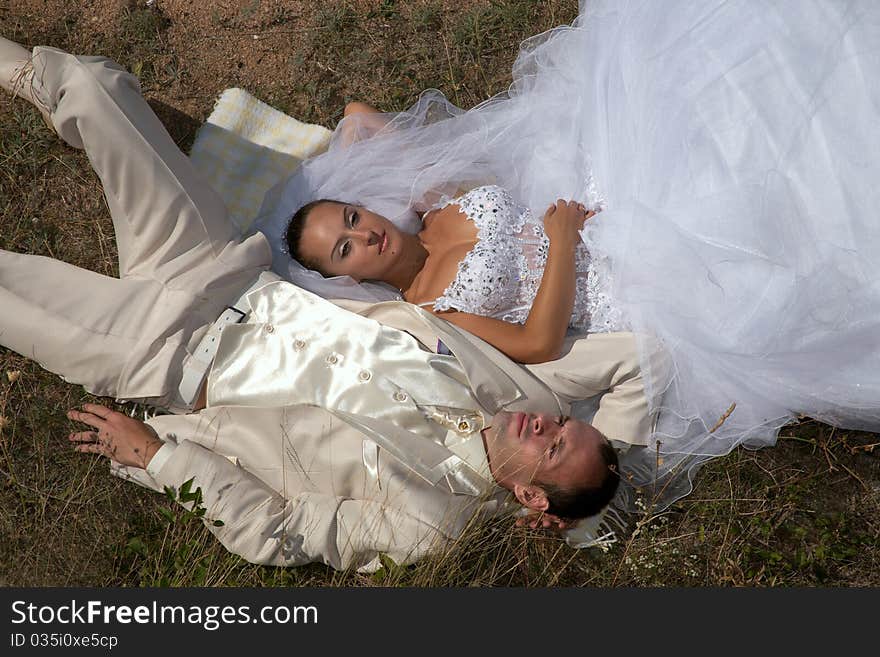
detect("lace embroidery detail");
top-left (430, 185), bottom-right (626, 333)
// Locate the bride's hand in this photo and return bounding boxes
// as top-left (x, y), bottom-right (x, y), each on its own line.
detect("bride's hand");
top-left (542, 199), bottom-right (597, 250)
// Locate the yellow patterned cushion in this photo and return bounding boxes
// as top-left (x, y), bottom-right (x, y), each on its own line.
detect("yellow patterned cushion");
top-left (189, 88), bottom-right (332, 232)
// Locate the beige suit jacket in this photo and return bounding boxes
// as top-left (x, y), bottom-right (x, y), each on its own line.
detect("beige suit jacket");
top-left (117, 288), bottom-right (651, 572)
top-left (339, 297), bottom-right (652, 444)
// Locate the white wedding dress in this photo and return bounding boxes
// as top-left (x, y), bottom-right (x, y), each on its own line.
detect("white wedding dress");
top-left (255, 0), bottom-right (880, 540)
top-left (425, 184), bottom-right (625, 333)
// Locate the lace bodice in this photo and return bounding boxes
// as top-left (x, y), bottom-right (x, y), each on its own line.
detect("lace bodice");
top-left (429, 185), bottom-right (625, 333)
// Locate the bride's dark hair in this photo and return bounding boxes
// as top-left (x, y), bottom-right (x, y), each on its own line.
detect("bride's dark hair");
top-left (284, 199), bottom-right (338, 276)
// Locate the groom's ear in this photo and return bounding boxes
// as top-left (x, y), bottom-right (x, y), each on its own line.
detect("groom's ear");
top-left (513, 483), bottom-right (550, 512)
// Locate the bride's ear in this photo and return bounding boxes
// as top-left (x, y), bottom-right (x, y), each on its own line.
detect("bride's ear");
top-left (513, 484), bottom-right (550, 512)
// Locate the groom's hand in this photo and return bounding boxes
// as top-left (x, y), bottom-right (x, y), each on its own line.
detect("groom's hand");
top-left (515, 510), bottom-right (574, 533)
top-left (67, 404), bottom-right (163, 470)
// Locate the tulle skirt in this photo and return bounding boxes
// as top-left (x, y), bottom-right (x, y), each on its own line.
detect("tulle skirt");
top-left (557, 0), bottom-right (880, 512)
top-left (256, 0), bottom-right (880, 539)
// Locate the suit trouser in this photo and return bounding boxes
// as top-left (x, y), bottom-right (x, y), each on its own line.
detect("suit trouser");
top-left (0, 47), bottom-right (271, 408)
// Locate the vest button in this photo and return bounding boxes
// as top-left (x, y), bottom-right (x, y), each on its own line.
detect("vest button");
top-left (293, 339), bottom-right (306, 351)
top-left (358, 370), bottom-right (371, 382)
top-left (326, 354), bottom-right (339, 365)
top-left (264, 323), bottom-right (275, 333)
top-left (393, 391), bottom-right (408, 402)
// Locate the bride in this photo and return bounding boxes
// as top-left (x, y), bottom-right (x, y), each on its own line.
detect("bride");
top-left (254, 0), bottom-right (880, 523)
top-left (286, 177), bottom-right (606, 364)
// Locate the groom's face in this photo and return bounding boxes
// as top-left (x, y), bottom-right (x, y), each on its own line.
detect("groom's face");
top-left (483, 411), bottom-right (608, 493)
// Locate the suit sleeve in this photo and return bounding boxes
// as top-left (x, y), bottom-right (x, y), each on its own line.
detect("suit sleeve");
top-left (526, 332), bottom-right (654, 446)
top-left (133, 438), bottom-right (452, 572)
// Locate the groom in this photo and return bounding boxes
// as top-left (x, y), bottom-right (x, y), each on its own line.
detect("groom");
top-left (64, 273), bottom-right (642, 571)
top-left (1, 40), bottom-right (652, 570)
top-left (64, 272), bottom-right (644, 571)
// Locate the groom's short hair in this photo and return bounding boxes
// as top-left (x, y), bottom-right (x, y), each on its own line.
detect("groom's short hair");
top-left (538, 440), bottom-right (620, 519)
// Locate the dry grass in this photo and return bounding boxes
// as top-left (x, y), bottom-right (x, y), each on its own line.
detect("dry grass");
top-left (1, 0), bottom-right (878, 587)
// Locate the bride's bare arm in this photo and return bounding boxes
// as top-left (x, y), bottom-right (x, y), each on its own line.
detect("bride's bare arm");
top-left (433, 201), bottom-right (594, 364)
top-left (338, 101), bottom-right (392, 146)
top-left (344, 101), bottom-right (381, 117)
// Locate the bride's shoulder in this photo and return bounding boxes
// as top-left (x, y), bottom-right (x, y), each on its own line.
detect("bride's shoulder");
top-left (424, 184), bottom-right (513, 221)
top-left (422, 201), bottom-right (467, 229)
top-left (451, 184), bottom-right (512, 204)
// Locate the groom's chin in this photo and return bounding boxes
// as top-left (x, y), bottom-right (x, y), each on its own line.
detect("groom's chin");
top-left (485, 410), bottom-right (513, 449)
top-left (489, 410), bottom-right (511, 432)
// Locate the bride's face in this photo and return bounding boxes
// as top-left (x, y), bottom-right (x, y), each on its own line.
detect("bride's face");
top-left (298, 201), bottom-right (404, 283)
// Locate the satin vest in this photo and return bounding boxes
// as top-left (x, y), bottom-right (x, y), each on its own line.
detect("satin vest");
top-left (207, 279), bottom-right (498, 496)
